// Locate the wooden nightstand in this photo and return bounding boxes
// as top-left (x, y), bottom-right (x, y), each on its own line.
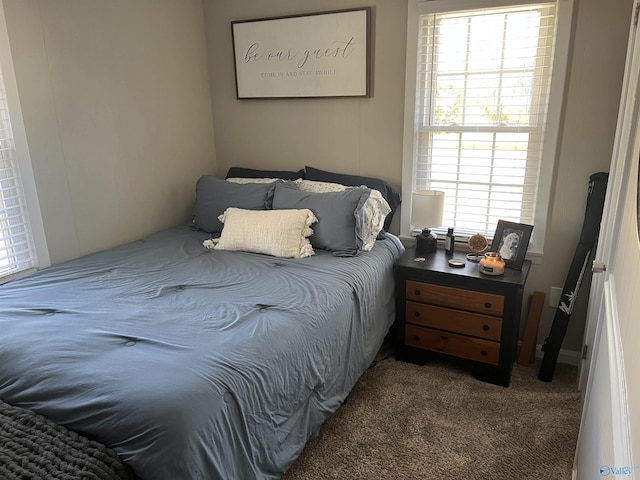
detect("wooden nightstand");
top-left (394, 247), bottom-right (531, 387)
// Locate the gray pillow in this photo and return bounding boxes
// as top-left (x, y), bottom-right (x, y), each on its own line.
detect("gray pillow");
top-left (305, 166), bottom-right (401, 231)
top-left (193, 175), bottom-right (275, 233)
top-left (271, 181), bottom-right (369, 256)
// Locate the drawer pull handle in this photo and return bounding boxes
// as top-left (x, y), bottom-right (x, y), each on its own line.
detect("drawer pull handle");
top-left (413, 335), bottom-right (420, 341)
top-left (480, 350), bottom-right (488, 356)
top-left (484, 302), bottom-right (492, 309)
top-left (414, 290), bottom-right (421, 296)
top-left (413, 311), bottom-right (420, 318)
top-left (482, 324), bottom-right (490, 331)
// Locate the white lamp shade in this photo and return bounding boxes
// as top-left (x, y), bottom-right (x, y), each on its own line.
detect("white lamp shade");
top-left (411, 190), bottom-right (444, 229)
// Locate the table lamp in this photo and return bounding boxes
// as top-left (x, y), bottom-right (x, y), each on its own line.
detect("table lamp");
top-left (411, 190), bottom-right (445, 254)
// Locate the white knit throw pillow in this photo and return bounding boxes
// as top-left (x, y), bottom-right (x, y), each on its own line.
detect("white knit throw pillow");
top-left (214, 207), bottom-right (316, 258)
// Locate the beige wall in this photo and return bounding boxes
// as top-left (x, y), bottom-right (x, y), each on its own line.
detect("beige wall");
top-left (204, 0), bottom-right (633, 354)
top-left (203, 0), bottom-right (406, 232)
top-left (3, 0), bottom-right (217, 264)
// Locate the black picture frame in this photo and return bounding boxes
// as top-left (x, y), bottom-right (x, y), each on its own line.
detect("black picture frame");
top-left (231, 8), bottom-right (372, 99)
top-left (490, 220), bottom-right (533, 270)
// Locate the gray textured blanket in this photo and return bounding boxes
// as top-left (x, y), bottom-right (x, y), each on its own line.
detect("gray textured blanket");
top-left (0, 400), bottom-right (135, 480)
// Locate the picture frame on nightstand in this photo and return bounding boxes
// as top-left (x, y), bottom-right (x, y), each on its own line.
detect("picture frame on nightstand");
top-left (490, 221), bottom-right (533, 271)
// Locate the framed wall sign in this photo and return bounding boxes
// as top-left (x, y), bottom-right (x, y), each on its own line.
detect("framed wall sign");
top-left (231, 8), bottom-right (371, 99)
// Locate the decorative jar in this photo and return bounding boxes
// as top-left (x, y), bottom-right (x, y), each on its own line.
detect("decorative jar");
top-left (479, 252), bottom-right (505, 276)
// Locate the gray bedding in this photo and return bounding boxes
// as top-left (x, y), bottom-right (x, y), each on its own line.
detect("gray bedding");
top-left (0, 224), bottom-right (403, 479)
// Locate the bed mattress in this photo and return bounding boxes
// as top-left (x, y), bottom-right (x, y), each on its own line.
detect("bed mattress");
top-left (0, 224), bottom-right (403, 479)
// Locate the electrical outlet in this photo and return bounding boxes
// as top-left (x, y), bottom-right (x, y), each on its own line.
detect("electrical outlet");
top-left (549, 287), bottom-right (563, 308)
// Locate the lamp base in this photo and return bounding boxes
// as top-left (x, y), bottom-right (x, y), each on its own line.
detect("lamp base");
top-left (416, 228), bottom-right (438, 254)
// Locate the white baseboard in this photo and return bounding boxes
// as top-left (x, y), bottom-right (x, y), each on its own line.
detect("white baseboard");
top-left (537, 344), bottom-right (581, 366)
top-left (517, 341), bottom-right (581, 366)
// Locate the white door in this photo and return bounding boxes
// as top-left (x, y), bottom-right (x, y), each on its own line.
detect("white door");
top-left (574, 2), bottom-right (640, 478)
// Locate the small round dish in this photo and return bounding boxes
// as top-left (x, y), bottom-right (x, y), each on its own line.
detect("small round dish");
top-left (448, 259), bottom-right (465, 268)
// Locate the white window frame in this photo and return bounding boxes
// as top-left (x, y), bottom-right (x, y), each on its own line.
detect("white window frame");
top-left (401, 0), bottom-right (574, 260)
top-left (0, 2), bottom-right (49, 283)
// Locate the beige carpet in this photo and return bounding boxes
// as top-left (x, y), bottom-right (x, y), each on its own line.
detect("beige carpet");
top-left (284, 356), bottom-right (581, 480)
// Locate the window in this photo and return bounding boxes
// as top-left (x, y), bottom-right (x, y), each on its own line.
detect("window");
top-left (0, 65), bottom-right (37, 280)
top-left (402, 0), bottom-right (572, 256)
top-left (0, 4), bottom-right (47, 283)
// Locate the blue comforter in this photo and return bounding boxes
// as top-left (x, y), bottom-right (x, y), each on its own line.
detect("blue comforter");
top-left (0, 225), bottom-right (403, 479)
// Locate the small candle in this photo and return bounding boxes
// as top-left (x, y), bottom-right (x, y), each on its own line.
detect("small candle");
top-left (479, 252), bottom-right (505, 276)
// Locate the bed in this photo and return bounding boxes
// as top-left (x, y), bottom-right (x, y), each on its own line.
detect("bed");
top-left (0, 168), bottom-right (404, 479)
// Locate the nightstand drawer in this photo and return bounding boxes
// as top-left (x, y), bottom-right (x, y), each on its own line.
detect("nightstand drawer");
top-left (405, 301), bottom-right (502, 341)
top-left (405, 325), bottom-right (500, 365)
top-left (406, 280), bottom-right (504, 316)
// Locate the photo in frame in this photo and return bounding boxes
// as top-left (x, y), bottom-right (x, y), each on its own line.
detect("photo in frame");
top-left (490, 220), bottom-right (534, 270)
top-left (231, 8), bottom-right (371, 99)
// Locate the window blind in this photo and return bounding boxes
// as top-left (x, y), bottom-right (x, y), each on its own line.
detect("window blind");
top-left (0, 65), bottom-right (36, 279)
top-left (412, 3), bottom-right (557, 239)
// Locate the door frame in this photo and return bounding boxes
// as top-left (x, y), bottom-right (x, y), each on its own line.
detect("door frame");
top-left (578, 3), bottom-right (640, 393)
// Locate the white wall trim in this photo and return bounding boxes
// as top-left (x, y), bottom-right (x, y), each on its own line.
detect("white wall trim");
top-left (517, 341), bottom-right (581, 366)
top-left (535, 344), bottom-right (580, 366)
top-left (573, 274), bottom-right (632, 478)
top-left (604, 275), bottom-right (631, 469)
top-left (0, 1), bottom-right (50, 270)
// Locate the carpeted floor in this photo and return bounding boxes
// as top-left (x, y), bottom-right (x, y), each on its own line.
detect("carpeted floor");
top-left (284, 356), bottom-right (581, 480)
